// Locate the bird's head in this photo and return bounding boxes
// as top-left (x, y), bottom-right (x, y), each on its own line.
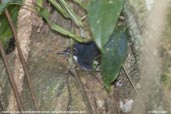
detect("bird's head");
top-left (58, 45), bottom-right (79, 56)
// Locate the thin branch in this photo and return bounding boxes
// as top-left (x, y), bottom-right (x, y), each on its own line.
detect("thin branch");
top-left (0, 100), bottom-right (4, 112)
top-left (0, 41), bottom-right (24, 113)
top-left (2, 4), bottom-right (41, 112)
top-left (0, 84), bottom-right (4, 112)
top-left (69, 70), bottom-right (94, 114)
top-left (66, 75), bottom-right (72, 111)
top-left (122, 65), bottom-right (146, 109)
top-left (104, 99), bottom-right (108, 113)
top-left (130, 43), bottom-right (139, 63)
top-left (114, 86), bottom-right (121, 114)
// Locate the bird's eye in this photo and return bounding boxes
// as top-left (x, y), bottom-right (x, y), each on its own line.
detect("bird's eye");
top-left (73, 47), bottom-right (78, 54)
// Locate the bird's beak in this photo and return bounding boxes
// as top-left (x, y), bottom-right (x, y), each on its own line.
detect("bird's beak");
top-left (57, 50), bottom-right (69, 56)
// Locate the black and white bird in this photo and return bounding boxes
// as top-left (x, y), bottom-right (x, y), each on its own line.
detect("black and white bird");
top-left (58, 41), bottom-right (101, 70)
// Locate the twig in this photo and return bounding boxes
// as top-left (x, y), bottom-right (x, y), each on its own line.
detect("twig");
top-left (2, 4), bottom-right (40, 112)
top-left (88, 86), bottom-right (97, 114)
top-left (130, 43), bottom-right (139, 63)
top-left (0, 84), bottom-right (4, 112)
top-left (69, 70), bottom-right (94, 114)
top-left (0, 100), bottom-right (4, 112)
top-left (66, 75), bottom-right (72, 111)
top-left (79, 69), bottom-right (102, 72)
top-left (122, 65), bottom-right (146, 109)
top-left (113, 87), bottom-right (121, 114)
top-left (104, 99), bottom-right (108, 113)
top-left (0, 41), bottom-right (24, 113)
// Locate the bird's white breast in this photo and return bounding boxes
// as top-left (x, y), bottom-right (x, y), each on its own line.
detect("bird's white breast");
top-left (73, 55), bottom-right (78, 62)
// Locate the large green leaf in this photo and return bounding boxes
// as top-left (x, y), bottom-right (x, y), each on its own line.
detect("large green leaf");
top-left (102, 29), bottom-right (128, 90)
top-left (88, 0), bottom-right (124, 50)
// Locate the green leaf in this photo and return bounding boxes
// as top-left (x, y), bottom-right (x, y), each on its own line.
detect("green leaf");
top-left (0, 0), bottom-right (22, 51)
top-left (0, 5), bottom-right (20, 50)
top-left (74, 0), bottom-right (87, 10)
top-left (88, 0), bottom-right (124, 50)
top-left (0, 0), bottom-right (23, 14)
top-left (58, 0), bottom-right (83, 27)
top-left (102, 29), bottom-right (128, 90)
top-left (36, 0), bottom-right (43, 8)
top-left (0, 1), bottom-right (10, 15)
top-left (51, 24), bottom-right (83, 42)
top-left (37, 8), bottom-right (83, 42)
top-left (48, 0), bottom-right (70, 18)
top-left (38, 7), bottom-right (50, 24)
top-left (11, 0), bottom-right (23, 4)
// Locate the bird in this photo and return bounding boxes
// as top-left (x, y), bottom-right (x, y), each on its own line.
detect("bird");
top-left (58, 41), bottom-right (101, 70)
